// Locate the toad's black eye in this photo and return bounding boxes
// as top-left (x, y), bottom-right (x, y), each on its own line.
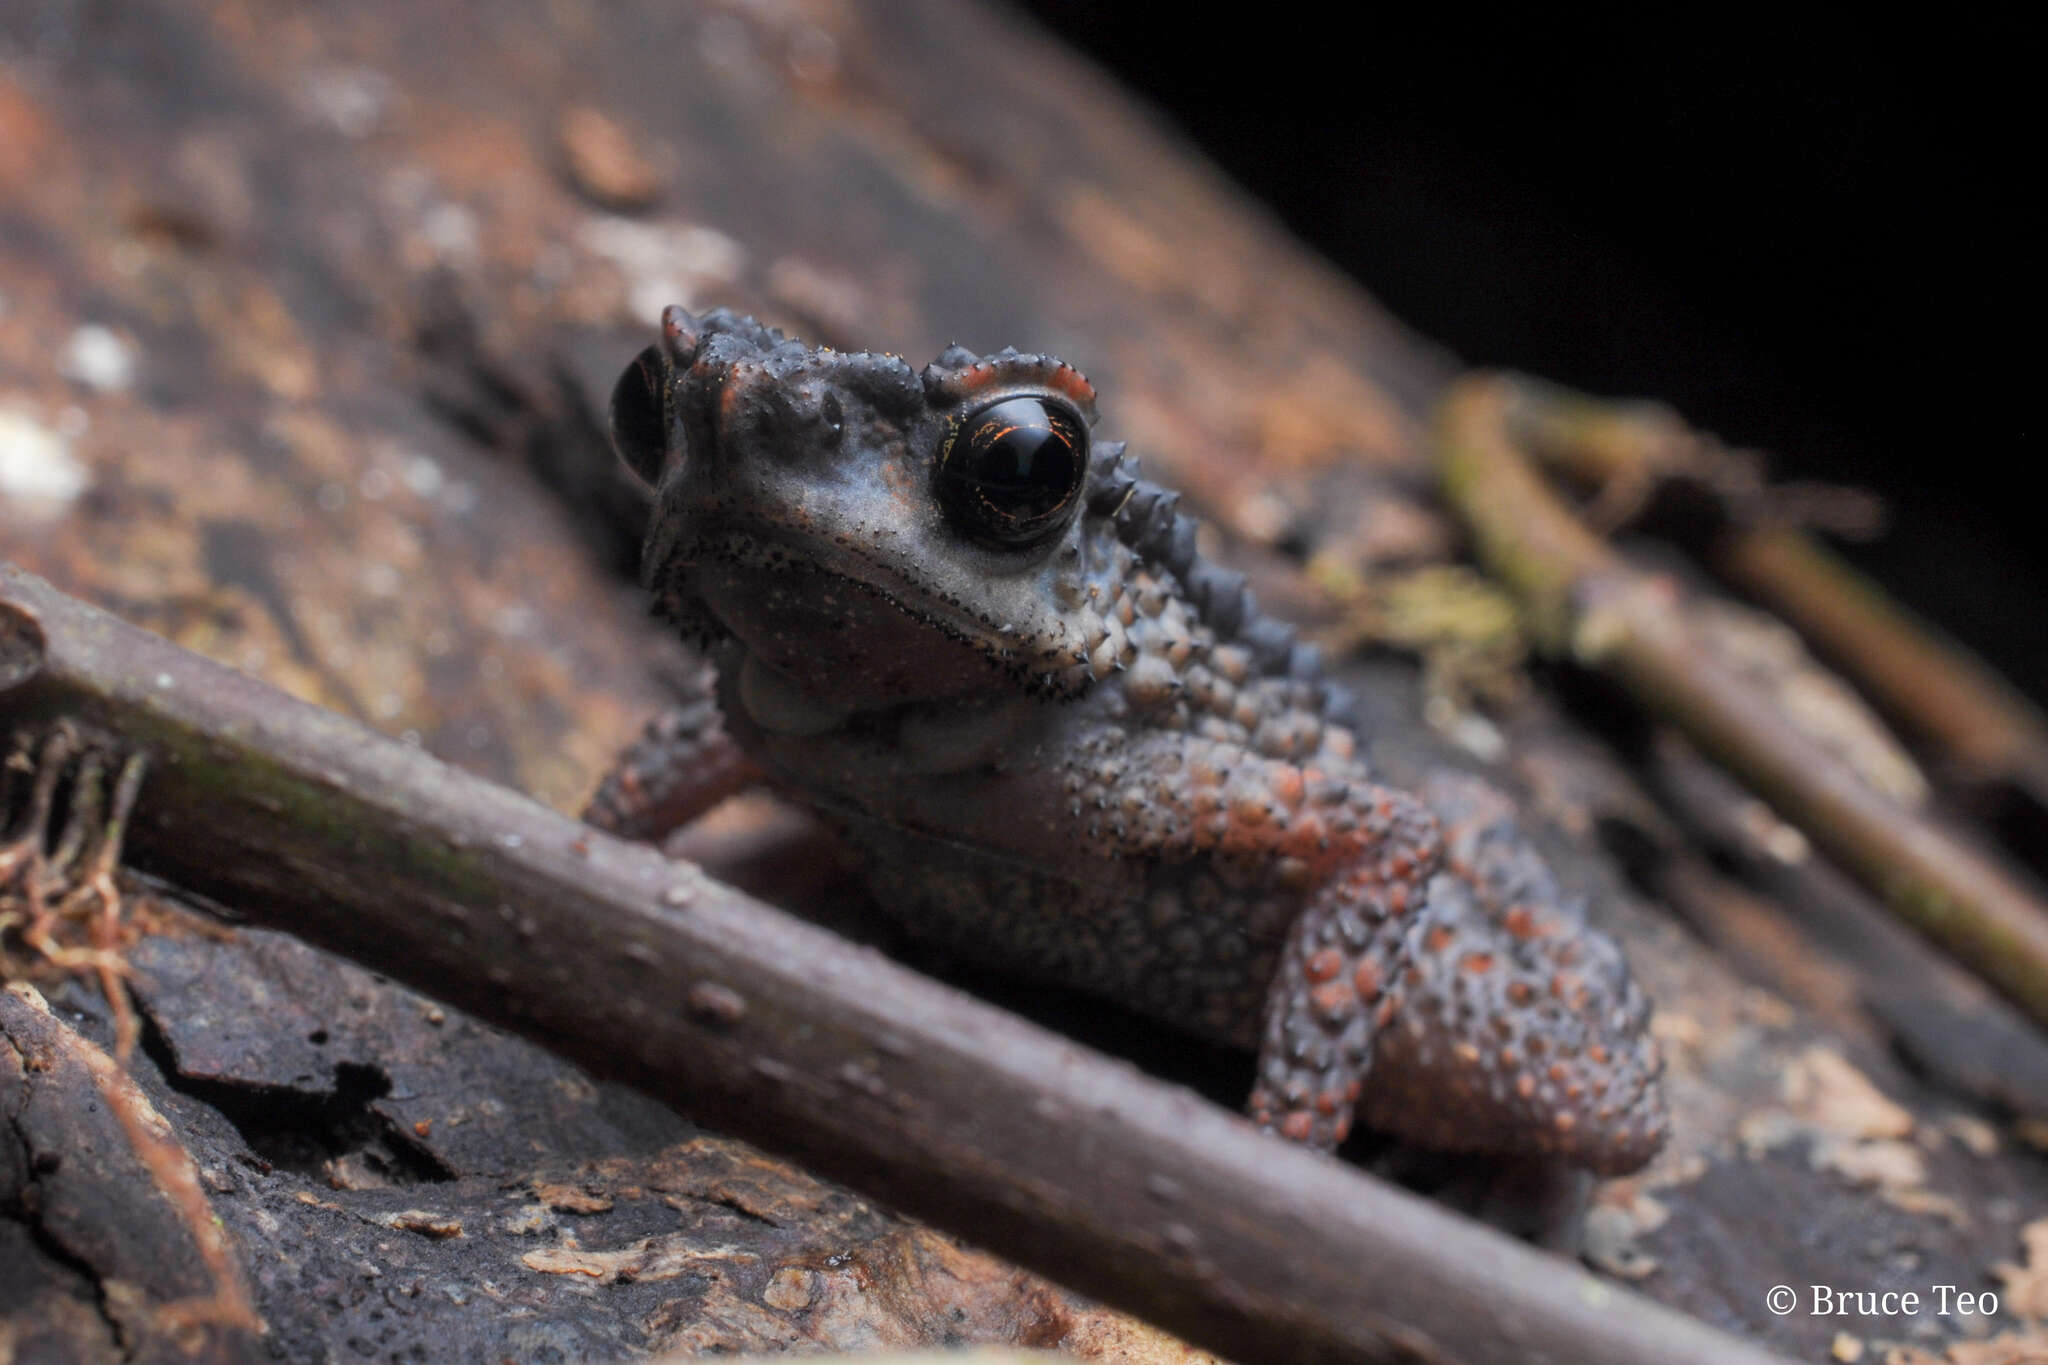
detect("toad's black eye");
top-left (609, 344), bottom-right (671, 489)
top-left (936, 396), bottom-right (1089, 549)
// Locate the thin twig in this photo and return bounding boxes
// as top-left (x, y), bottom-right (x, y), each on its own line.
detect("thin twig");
top-left (1435, 376), bottom-right (2048, 1029)
top-left (1503, 381), bottom-right (2048, 814)
top-left (1643, 731), bottom-right (2048, 1118)
top-left (0, 562), bottom-right (1795, 1365)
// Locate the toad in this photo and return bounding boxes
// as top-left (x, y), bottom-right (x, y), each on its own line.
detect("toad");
top-left (591, 307), bottom-right (1665, 1173)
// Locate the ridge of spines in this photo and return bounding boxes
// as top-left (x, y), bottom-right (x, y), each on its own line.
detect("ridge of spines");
top-left (921, 345), bottom-right (1099, 418)
top-left (1086, 444), bottom-right (1356, 720)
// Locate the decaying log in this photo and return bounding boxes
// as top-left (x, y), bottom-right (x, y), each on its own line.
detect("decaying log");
top-left (1, 982), bottom-right (262, 1365)
top-left (5, 927), bottom-right (1215, 1364)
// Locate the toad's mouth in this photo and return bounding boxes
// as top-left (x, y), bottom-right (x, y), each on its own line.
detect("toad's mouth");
top-left (664, 517), bottom-right (1086, 679)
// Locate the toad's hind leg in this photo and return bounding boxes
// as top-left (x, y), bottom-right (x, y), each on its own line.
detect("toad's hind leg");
top-left (1358, 774), bottom-right (1667, 1174)
top-left (1246, 789), bottom-right (1440, 1149)
top-left (1246, 773), bottom-right (1667, 1174)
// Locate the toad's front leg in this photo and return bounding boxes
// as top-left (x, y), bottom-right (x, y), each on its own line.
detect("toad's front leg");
top-left (584, 682), bottom-right (762, 842)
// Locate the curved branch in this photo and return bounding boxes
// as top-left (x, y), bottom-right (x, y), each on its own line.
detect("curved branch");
top-left (1435, 376), bottom-right (2048, 1028)
top-left (1505, 381), bottom-right (2048, 811)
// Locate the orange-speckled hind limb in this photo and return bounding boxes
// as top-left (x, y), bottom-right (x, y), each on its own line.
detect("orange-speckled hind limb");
top-left (1359, 775), bottom-right (1667, 1174)
top-left (1248, 773), bottom-right (1667, 1174)
top-left (1247, 786), bottom-right (1441, 1149)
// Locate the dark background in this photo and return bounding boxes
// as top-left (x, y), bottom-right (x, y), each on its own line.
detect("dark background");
top-left (1017, 7), bottom-right (2040, 703)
